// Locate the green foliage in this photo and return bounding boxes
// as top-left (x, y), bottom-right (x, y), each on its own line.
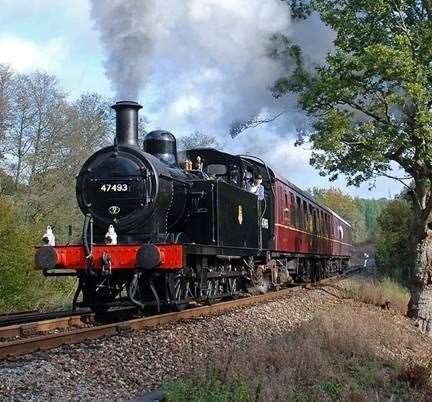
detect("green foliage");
top-left (0, 197), bottom-right (75, 312)
top-left (0, 197), bottom-right (35, 310)
top-left (376, 199), bottom-right (415, 281)
top-left (0, 65), bottom-right (115, 311)
top-left (286, 0), bottom-right (312, 20)
top-left (163, 377), bottom-right (249, 402)
top-left (310, 187), bottom-right (367, 243)
top-left (270, 34), bottom-right (310, 95)
top-left (0, 169), bottom-right (15, 196)
top-left (343, 277), bottom-right (411, 314)
top-left (320, 380), bottom-right (344, 400)
top-left (355, 198), bottom-right (387, 240)
top-left (274, 0), bottom-right (432, 253)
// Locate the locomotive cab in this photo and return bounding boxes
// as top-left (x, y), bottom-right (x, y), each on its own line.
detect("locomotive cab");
top-left (178, 148), bottom-right (276, 250)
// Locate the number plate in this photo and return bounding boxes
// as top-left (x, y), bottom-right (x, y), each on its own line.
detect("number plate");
top-left (99, 183), bottom-right (129, 192)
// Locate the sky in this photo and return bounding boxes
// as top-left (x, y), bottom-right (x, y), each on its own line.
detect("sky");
top-left (0, 0), bottom-right (403, 199)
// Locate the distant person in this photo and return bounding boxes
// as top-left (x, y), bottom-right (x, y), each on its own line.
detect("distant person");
top-left (363, 252), bottom-right (369, 268)
top-left (195, 156), bottom-right (204, 171)
top-left (248, 174), bottom-right (264, 201)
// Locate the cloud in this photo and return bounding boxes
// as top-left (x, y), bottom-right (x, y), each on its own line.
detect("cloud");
top-left (0, 34), bottom-right (65, 72)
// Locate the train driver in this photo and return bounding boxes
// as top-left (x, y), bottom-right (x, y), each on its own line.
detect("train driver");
top-left (248, 174), bottom-right (265, 201)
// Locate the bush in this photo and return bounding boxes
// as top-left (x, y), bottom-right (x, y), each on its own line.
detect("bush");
top-left (163, 377), bottom-right (249, 402)
top-left (343, 277), bottom-right (411, 315)
top-left (0, 197), bottom-right (75, 312)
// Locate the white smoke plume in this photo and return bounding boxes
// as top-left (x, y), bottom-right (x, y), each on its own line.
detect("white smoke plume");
top-left (89, 0), bottom-right (332, 139)
top-left (89, 0), bottom-right (156, 100)
top-left (88, 1), bottom-right (392, 196)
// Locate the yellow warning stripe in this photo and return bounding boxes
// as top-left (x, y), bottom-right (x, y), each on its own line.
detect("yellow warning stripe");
top-left (275, 223), bottom-right (352, 247)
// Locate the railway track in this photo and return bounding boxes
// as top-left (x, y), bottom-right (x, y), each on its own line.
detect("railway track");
top-left (0, 309), bottom-right (91, 327)
top-left (0, 265), bottom-right (363, 359)
top-left (0, 312), bottom-right (94, 340)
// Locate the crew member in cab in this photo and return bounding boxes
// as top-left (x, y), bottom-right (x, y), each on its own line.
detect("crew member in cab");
top-left (248, 174), bottom-right (265, 201)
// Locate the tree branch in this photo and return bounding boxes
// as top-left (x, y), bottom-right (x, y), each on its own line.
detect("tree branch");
top-left (348, 101), bottom-right (388, 124)
top-left (229, 111), bottom-right (286, 137)
top-left (382, 172), bottom-right (414, 191)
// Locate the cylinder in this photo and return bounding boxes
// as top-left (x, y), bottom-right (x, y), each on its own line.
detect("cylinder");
top-left (111, 101), bottom-right (143, 147)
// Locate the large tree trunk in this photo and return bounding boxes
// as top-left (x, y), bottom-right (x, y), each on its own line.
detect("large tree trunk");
top-left (408, 240), bottom-right (432, 334)
top-left (407, 183), bottom-right (432, 334)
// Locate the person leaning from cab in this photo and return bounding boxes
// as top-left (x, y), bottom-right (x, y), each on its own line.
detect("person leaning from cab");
top-left (247, 174), bottom-right (265, 201)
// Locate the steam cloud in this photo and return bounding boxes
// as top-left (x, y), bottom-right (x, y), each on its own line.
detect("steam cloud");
top-left (89, 0), bottom-right (156, 100)
top-left (89, 0), bottom-right (332, 139)
top-left (87, 0), bottom-right (399, 197)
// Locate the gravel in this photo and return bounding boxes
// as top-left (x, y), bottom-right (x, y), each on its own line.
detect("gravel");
top-left (0, 284), bottom-right (346, 401)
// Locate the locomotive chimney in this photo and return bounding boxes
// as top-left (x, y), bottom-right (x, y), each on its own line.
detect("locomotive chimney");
top-left (111, 101), bottom-right (143, 147)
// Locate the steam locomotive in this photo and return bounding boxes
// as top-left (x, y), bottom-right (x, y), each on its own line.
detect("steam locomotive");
top-left (35, 101), bottom-right (352, 313)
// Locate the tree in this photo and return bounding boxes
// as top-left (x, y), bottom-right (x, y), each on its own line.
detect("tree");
top-left (376, 199), bottom-right (414, 282)
top-left (355, 198), bottom-right (388, 241)
top-left (0, 67), bottom-right (118, 310)
top-left (21, 93), bottom-right (114, 239)
top-left (273, 1), bottom-right (432, 332)
top-left (0, 67), bottom-right (115, 238)
top-left (0, 64), bottom-right (14, 160)
top-left (310, 187), bottom-right (367, 243)
top-left (0, 169), bottom-right (15, 196)
top-left (178, 131), bottom-right (220, 151)
top-left (4, 71), bottom-right (69, 190)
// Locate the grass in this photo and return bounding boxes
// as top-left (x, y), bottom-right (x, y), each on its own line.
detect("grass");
top-left (163, 378), bottom-right (249, 402)
top-left (163, 303), bottom-right (432, 401)
top-left (342, 276), bottom-right (411, 315)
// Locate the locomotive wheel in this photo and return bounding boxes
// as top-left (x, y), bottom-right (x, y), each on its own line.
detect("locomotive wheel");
top-left (169, 271), bottom-right (191, 311)
top-left (227, 269), bottom-right (241, 299)
top-left (256, 272), bottom-right (271, 294)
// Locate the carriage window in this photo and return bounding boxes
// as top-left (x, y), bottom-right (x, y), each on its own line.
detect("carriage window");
top-left (338, 224), bottom-right (344, 239)
top-left (279, 191), bottom-right (284, 221)
top-left (290, 193), bottom-right (295, 225)
top-left (324, 213), bottom-right (327, 236)
top-left (325, 213), bottom-right (329, 236)
top-left (308, 204), bottom-right (313, 232)
top-left (303, 200), bottom-right (308, 230)
top-left (296, 196), bottom-right (302, 228)
top-left (313, 208), bottom-right (317, 232)
top-left (320, 211), bottom-right (324, 235)
top-left (322, 212), bottom-right (326, 236)
top-left (284, 193), bottom-right (289, 222)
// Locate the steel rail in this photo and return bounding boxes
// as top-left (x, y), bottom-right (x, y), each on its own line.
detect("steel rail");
top-left (0, 310), bottom-right (37, 319)
top-left (0, 309), bottom-right (91, 327)
top-left (0, 313), bottom-right (94, 339)
top-left (0, 266), bottom-right (363, 359)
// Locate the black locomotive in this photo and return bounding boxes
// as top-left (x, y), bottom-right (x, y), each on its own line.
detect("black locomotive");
top-left (35, 100), bottom-right (352, 313)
